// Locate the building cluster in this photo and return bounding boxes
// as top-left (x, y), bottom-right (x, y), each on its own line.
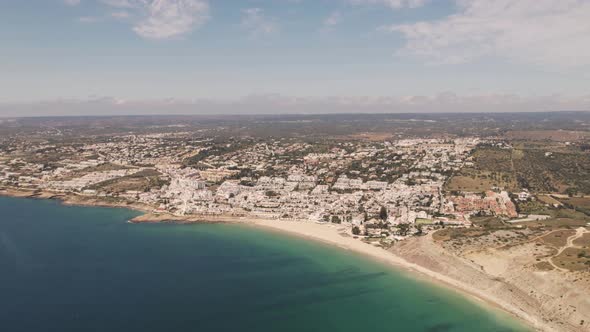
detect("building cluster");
top-left (443, 190), bottom-right (518, 219)
top-left (0, 132), bottom-right (524, 241)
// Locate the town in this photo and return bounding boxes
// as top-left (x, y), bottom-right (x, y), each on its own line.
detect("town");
top-left (2, 113), bottom-right (590, 331)
top-left (0, 130), bottom-right (529, 244)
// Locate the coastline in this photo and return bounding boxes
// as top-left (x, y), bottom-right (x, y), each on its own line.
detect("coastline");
top-left (0, 188), bottom-right (570, 332)
top-left (243, 218), bottom-right (545, 332)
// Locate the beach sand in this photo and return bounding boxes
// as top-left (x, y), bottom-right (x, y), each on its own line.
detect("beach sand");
top-left (1, 188), bottom-right (586, 331)
top-left (246, 219), bottom-right (588, 332)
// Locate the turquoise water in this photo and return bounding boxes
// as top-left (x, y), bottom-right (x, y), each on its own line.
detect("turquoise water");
top-left (0, 196), bottom-right (529, 332)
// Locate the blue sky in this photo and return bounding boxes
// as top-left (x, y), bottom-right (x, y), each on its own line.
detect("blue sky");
top-left (1, 0), bottom-right (589, 115)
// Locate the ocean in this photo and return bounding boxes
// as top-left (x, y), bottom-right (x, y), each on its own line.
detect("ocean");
top-left (0, 196), bottom-right (529, 332)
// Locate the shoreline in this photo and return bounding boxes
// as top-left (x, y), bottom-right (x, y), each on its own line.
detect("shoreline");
top-left (0, 188), bottom-right (564, 331)
top-left (243, 218), bottom-right (545, 332)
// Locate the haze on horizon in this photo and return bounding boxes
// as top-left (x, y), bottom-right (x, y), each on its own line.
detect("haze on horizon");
top-left (1, 0), bottom-right (590, 116)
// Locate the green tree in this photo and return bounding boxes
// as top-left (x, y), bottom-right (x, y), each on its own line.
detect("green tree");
top-left (379, 206), bottom-right (388, 221)
top-left (352, 226), bottom-right (361, 235)
top-left (415, 224), bottom-right (423, 236)
top-left (398, 223), bottom-right (410, 236)
top-left (566, 187), bottom-right (578, 197)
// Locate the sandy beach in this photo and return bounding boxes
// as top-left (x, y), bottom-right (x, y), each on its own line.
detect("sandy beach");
top-left (1, 189), bottom-right (586, 332)
top-left (245, 218), bottom-right (590, 332)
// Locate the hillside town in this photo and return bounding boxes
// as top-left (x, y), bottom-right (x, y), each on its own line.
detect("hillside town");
top-left (0, 132), bottom-right (530, 242)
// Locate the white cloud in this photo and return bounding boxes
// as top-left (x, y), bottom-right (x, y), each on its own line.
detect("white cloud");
top-left (241, 8), bottom-right (279, 38)
top-left (323, 11), bottom-right (342, 29)
top-left (133, 0), bottom-right (210, 39)
top-left (383, 0), bottom-right (590, 68)
top-left (111, 11), bottom-right (130, 19)
top-left (99, 0), bottom-right (135, 8)
top-left (350, 0), bottom-right (427, 9)
top-left (97, 0), bottom-right (210, 39)
top-left (64, 0), bottom-right (81, 5)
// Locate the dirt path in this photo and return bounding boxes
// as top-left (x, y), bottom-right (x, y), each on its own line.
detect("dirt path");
top-left (560, 227), bottom-right (588, 254)
top-left (548, 227), bottom-right (589, 271)
top-left (392, 232), bottom-right (590, 331)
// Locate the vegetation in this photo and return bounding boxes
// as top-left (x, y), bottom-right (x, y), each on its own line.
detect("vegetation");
top-left (397, 223), bottom-right (410, 236)
top-left (470, 216), bottom-right (507, 229)
top-left (513, 149), bottom-right (590, 194)
top-left (516, 199), bottom-right (554, 215)
top-left (552, 248), bottom-right (590, 271)
top-left (87, 169), bottom-right (168, 193)
top-left (446, 147), bottom-right (517, 192)
top-left (557, 197), bottom-right (590, 217)
top-left (352, 226), bottom-right (361, 235)
top-left (379, 206), bottom-right (388, 221)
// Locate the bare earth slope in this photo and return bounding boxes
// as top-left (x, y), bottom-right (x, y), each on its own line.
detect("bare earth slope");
top-left (391, 233), bottom-right (590, 332)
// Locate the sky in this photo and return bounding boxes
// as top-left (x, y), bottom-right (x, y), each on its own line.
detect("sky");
top-left (1, 0), bottom-right (589, 116)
